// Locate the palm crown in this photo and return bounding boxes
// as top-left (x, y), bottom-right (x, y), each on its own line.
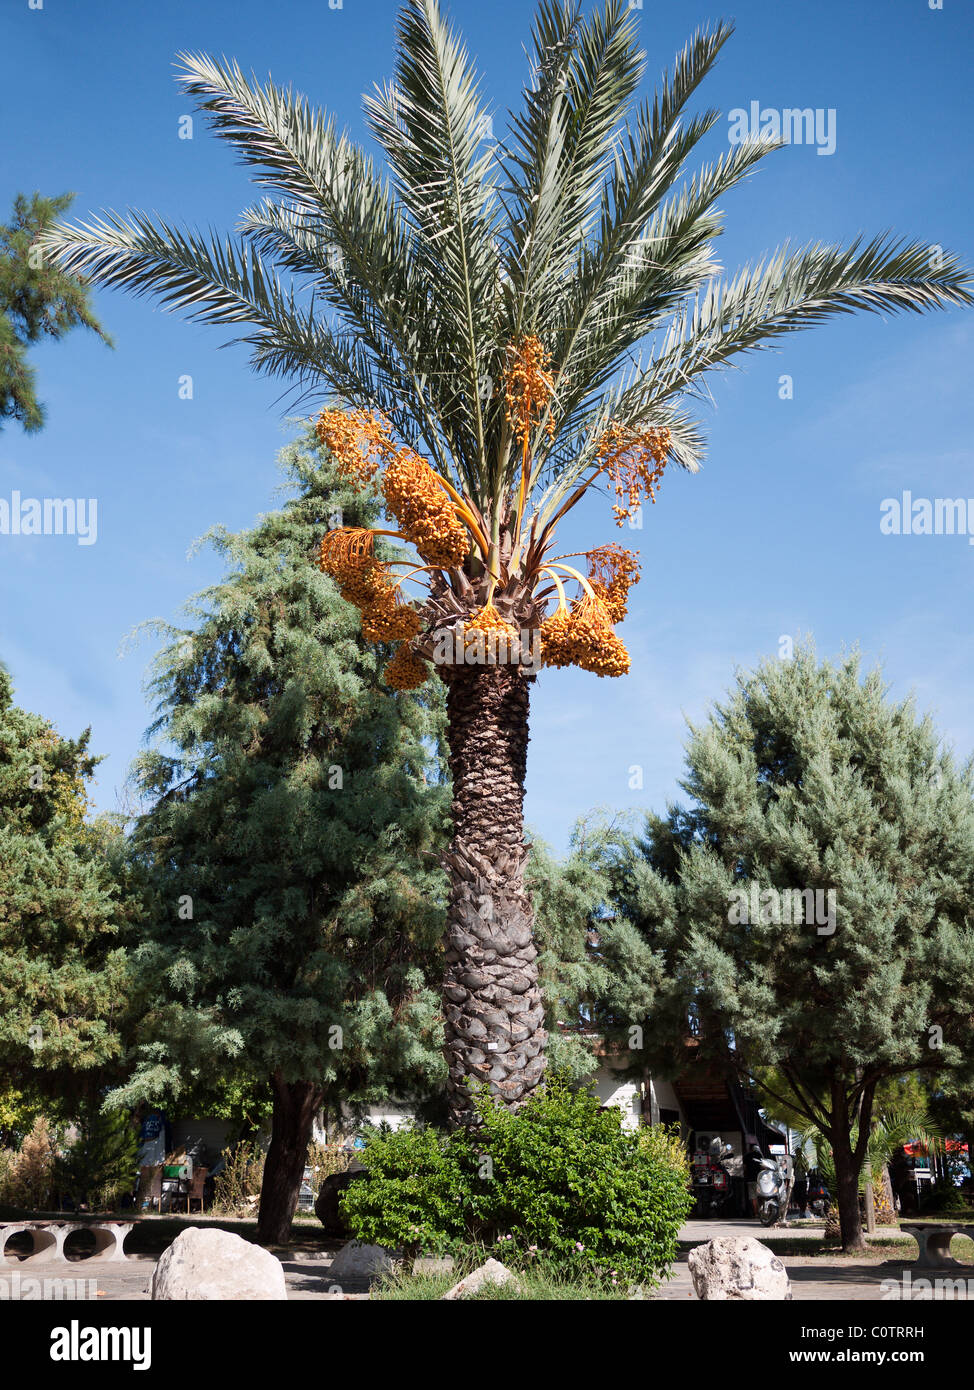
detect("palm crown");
top-left (44, 0), bottom-right (972, 692)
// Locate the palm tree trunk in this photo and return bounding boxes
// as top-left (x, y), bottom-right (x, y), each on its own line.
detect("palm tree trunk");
top-left (441, 664), bottom-right (546, 1126)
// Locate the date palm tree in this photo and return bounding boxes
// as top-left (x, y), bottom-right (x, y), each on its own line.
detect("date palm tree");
top-left (44, 0), bottom-right (971, 1126)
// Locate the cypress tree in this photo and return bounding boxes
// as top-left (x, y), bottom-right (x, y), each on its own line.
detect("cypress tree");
top-left (118, 428), bottom-right (450, 1243)
top-left (606, 646), bottom-right (974, 1251)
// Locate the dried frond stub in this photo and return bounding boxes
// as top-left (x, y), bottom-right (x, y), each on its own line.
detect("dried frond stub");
top-left (383, 643), bottom-right (430, 690)
top-left (383, 447), bottom-right (469, 569)
top-left (503, 334), bottom-right (556, 445)
top-left (315, 408), bottom-right (393, 490)
top-left (595, 421), bottom-right (671, 526)
top-left (586, 543), bottom-right (641, 623)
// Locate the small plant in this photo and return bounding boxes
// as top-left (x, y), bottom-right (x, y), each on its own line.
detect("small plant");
top-left (211, 1141), bottom-right (265, 1216)
top-left (0, 1117), bottom-right (58, 1211)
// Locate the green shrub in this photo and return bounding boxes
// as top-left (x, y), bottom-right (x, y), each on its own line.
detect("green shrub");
top-left (341, 1078), bottom-right (693, 1287)
top-left (924, 1184), bottom-right (971, 1216)
top-left (341, 1123), bottom-right (471, 1257)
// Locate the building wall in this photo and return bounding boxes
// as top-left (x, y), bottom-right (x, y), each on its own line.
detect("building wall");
top-left (592, 1059), bottom-right (642, 1131)
top-left (311, 1104), bottom-right (414, 1145)
top-left (170, 1118), bottom-right (232, 1166)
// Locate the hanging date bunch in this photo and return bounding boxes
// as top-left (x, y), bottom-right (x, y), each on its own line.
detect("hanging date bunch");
top-left (312, 333), bottom-right (674, 685)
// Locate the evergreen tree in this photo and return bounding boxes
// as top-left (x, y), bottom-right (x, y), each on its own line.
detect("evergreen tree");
top-left (605, 646), bottom-right (974, 1251)
top-left (115, 428), bottom-right (451, 1243)
top-left (0, 193), bottom-right (111, 433)
top-left (0, 668), bottom-right (130, 1108)
top-left (54, 1099), bottom-right (139, 1212)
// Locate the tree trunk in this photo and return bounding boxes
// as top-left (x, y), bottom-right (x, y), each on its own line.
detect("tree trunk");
top-left (441, 664), bottom-right (546, 1127)
top-left (256, 1074), bottom-right (322, 1245)
top-left (831, 1129), bottom-right (866, 1253)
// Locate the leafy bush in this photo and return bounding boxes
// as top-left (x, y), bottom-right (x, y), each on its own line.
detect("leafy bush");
top-left (341, 1078), bottom-right (693, 1287)
top-left (924, 1184), bottom-right (972, 1216)
top-left (340, 1123), bottom-right (470, 1256)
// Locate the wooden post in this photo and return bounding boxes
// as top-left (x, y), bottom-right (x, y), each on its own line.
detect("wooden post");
top-left (864, 1179), bottom-right (877, 1233)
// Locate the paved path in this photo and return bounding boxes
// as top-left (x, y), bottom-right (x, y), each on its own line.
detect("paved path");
top-left (2, 1218), bottom-right (968, 1301)
top-left (661, 1217), bottom-right (970, 1301)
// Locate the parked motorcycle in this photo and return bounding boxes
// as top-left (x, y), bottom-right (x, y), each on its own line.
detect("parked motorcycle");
top-left (691, 1137), bottom-right (734, 1217)
top-left (806, 1171), bottom-right (831, 1218)
top-left (756, 1154), bottom-right (789, 1226)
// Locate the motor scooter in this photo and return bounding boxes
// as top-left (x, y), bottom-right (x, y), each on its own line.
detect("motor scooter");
top-left (756, 1154), bottom-right (789, 1226)
top-left (691, 1137), bottom-right (734, 1217)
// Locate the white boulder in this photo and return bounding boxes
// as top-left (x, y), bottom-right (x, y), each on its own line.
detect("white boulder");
top-left (150, 1227), bottom-right (287, 1301)
top-left (441, 1258), bottom-right (521, 1300)
top-left (688, 1236), bottom-right (791, 1300)
top-left (327, 1241), bottom-right (399, 1280)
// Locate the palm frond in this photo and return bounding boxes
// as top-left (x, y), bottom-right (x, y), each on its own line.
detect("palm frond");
top-left (363, 0), bottom-right (499, 496)
top-left (498, 0), bottom-right (644, 338)
top-left (619, 234), bottom-right (974, 419)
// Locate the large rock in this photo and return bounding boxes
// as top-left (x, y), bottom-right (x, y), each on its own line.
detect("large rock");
top-left (441, 1258), bottom-right (521, 1300)
top-left (150, 1227), bottom-right (287, 1301)
top-left (327, 1241), bottom-right (399, 1280)
top-left (314, 1162), bottom-right (367, 1238)
top-left (688, 1236), bottom-right (791, 1301)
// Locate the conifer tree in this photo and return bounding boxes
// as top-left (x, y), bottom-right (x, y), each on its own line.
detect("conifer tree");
top-left (0, 193), bottom-right (111, 433)
top-left (116, 429), bottom-right (451, 1243)
top-left (0, 668), bottom-right (129, 1108)
top-left (605, 647), bottom-right (974, 1251)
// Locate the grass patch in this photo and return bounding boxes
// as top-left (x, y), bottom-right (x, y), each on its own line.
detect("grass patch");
top-left (371, 1260), bottom-right (636, 1301)
top-left (752, 1233), bottom-right (974, 1262)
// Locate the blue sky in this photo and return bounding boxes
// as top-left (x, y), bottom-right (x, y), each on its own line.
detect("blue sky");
top-left (2, 0), bottom-right (972, 852)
